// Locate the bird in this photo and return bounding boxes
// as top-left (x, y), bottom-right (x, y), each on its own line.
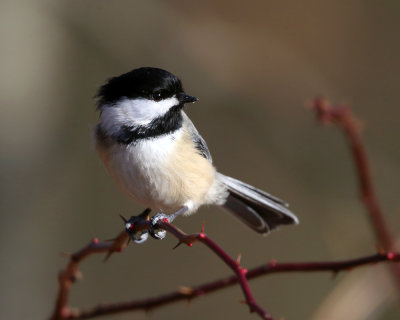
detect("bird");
top-left (95, 67), bottom-right (298, 236)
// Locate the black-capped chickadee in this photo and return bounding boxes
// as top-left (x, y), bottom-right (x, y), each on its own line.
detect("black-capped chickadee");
top-left (95, 67), bottom-right (298, 235)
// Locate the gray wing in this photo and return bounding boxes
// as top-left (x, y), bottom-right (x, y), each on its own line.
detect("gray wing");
top-left (217, 173), bottom-right (299, 234)
top-left (182, 112), bottom-right (213, 162)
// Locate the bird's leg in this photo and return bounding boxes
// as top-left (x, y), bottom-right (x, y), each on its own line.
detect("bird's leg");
top-left (167, 206), bottom-right (188, 222)
top-left (149, 206), bottom-right (188, 239)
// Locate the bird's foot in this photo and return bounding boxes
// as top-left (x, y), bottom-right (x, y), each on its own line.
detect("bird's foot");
top-left (124, 206), bottom-right (188, 243)
top-left (149, 213), bottom-right (169, 239)
top-left (123, 208), bottom-right (151, 244)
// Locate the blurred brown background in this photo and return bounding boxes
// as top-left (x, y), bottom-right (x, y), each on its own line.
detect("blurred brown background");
top-left (1, 1), bottom-right (400, 319)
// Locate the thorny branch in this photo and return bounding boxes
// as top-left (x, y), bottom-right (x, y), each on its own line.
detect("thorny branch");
top-left (50, 219), bottom-right (400, 320)
top-left (51, 231), bottom-right (130, 320)
top-left (50, 98), bottom-right (400, 320)
top-left (310, 98), bottom-right (400, 286)
top-left (51, 217), bottom-right (273, 320)
top-left (53, 238), bottom-right (399, 320)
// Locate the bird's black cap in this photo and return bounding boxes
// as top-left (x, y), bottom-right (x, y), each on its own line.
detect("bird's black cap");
top-left (97, 67), bottom-right (186, 107)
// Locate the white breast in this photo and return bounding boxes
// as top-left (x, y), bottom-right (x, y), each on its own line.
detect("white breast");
top-left (106, 129), bottom-right (183, 212)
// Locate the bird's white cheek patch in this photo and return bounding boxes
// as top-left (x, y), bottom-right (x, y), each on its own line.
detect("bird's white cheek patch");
top-left (99, 97), bottom-right (180, 135)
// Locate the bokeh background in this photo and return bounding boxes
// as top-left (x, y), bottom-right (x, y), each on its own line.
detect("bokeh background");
top-left (1, 1), bottom-right (400, 319)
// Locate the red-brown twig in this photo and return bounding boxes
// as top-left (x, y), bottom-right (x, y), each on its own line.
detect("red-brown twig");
top-left (51, 219), bottom-right (272, 320)
top-left (51, 216), bottom-right (400, 320)
top-left (160, 221), bottom-right (272, 319)
top-left (51, 224), bottom-right (400, 320)
top-left (310, 97), bottom-right (400, 286)
top-left (51, 231), bottom-right (130, 320)
top-left (70, 252), bottom-right (400, 319)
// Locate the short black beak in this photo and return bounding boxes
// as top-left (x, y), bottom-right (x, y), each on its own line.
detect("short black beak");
top-left (179, 93), bottom-right (198, 104)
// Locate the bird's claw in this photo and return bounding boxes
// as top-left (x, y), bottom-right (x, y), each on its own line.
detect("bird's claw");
top-left (124, 216), bottom-right (149, 244)
top-left (149, 213), bottom-right (168, 240)
top-left (124, 212), bottom-right (169, 243)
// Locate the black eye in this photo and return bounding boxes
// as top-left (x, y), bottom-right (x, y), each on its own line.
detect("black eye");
top-left (152, 90), bottom-right (168, 102)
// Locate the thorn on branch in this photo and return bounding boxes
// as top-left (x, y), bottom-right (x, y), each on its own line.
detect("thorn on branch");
top-left (268, 259), bottom-right (277, 268)
top-left (178, 286), bottom-right (194, 296)
top-left (240, 268), bottom-right (248, 275)
top-left (236, 253), bottom-right (242, 265)
top-left (173, 241), bottom-right (184, 250)
top-left (387, 252), bottom-right (396, 260)
top-left (71, 270), bottom-right (83, 282)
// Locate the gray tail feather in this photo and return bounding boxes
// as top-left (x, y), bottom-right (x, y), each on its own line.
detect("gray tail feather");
top-left (217, 173), bottom-right (299, 234)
